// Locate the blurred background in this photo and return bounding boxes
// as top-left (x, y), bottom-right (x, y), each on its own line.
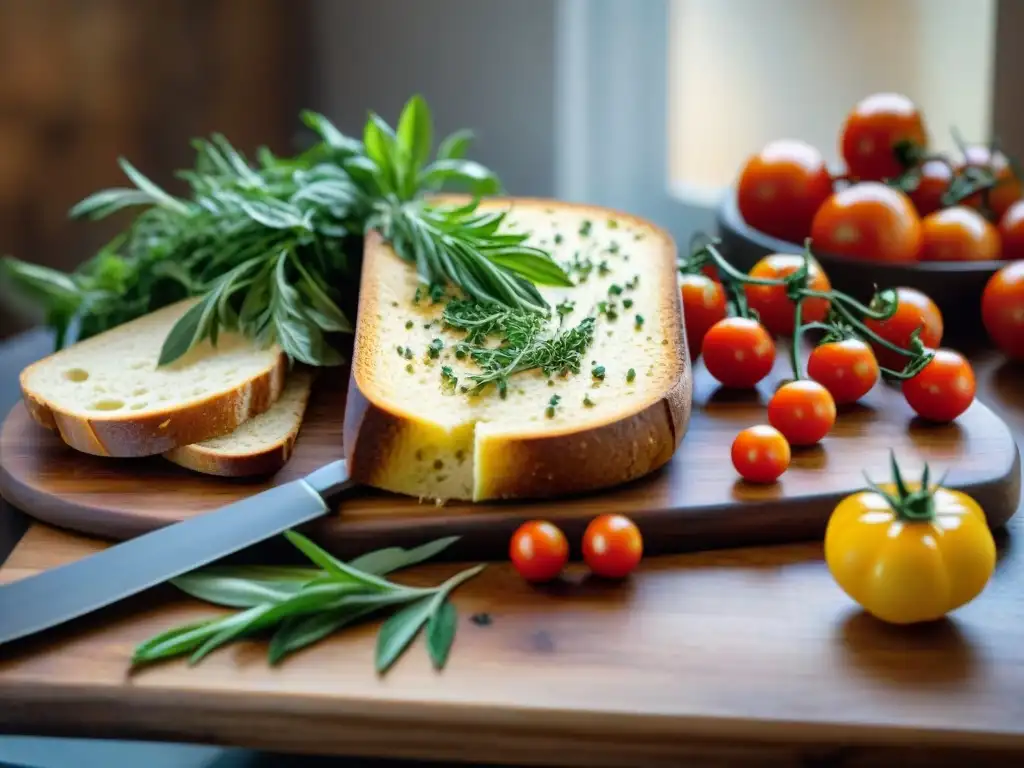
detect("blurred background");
top-left (1, 0), bottom-right (1022, 339)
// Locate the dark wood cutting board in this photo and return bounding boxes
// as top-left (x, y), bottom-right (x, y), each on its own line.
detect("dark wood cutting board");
top-left (1, 355), bottom-right (1020, 560)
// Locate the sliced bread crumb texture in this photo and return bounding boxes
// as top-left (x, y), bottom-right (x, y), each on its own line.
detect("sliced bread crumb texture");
top-left (163, 370), bottom-right (314, 477)
top-left (20, 300), bottom-right (287, 457)
top-left (344, 198), bottom-right (691, 502)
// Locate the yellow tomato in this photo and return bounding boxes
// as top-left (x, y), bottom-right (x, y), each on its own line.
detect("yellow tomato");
top-left (824, 459), bottom-right (996, 625)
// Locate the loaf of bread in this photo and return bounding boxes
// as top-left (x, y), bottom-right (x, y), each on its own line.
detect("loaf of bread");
top-left (20, 300), bottom-right (287, 457)
top-left (343, 198), bottom-right (691, 502)
top-left (163, 370), bottom-right (314, 477)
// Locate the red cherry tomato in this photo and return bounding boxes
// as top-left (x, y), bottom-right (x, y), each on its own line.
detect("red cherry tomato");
top-left (982, 261), bottom-right (1024, 360)
top-left (957, 144), bottom-right (1022, 221)
top-left (701, 317), bottom-right (776, 389)
top-left (767, 380), bottom-right (837, 447)
top-left (679, 273), bottom-right (728, 359)
top-left (840, 93), bottom-right (927, 182)
top-left (909, 159), bottom-right (954, 217)
top-left (864, 287), bottom-right (944, 372)
top-left (998, 199), bottom-right (1024, 261)
top-left (509, 520), bottom-right (568, 582)
top-left (919, 206), bottom-right (1001, 262)
top-left (810, 182), bottom-right (922, 263)
top-left (736, 139), bottom-right (834, 244)
top-left (744, 253), bottom-right (831, 336)
top-left (582, 514), bottom-right (643, 579)
top-left (902, 349), bottom-right (976, 423)
top-left (806, 339), bottom-right (880, 405)
top-left (731, 425), bottom-right (791, 484)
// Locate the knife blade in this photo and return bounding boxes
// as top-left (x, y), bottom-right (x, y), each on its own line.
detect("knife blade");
top-left (0, 459), bottom-right (352, 647)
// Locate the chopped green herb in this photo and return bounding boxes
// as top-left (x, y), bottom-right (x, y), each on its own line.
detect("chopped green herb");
top-left (609, 241), bottom-right (620, 254)
top-left (623, 298), bottom-right (634, 309)
top-left (608, 219), bottom-right (619, 229)
top-left (391, 301), bottom-right (399, 308)
top-left (554, 233), bottom-right (563, 245)
top-left (556, 298), bottom-right (576, 318)
top-left (428, 338), bottom-right (444, 359)
top-left (635, 314), bottom-right (645, 329)
top-left (608, 284), bottom-right (623, 296)
top-left (546, 393), bottom-right (562, 418)
top-left (403, 347), bottom-right (414, 360)
top-left (405, 320), bottom-right (414, 329)
top-left (625, 274), bottom-right (640, 289)
top-left (405, 363), bottom-right (414, 374)
top-left (547, 379), bottom-right (555, 387)
top-left (583, 394), bottom-right (595, 407)
top-left (441, 365), bottom-right (458, 393)
top-left (626, 368), bottom-right (636, 383)
top-left (598, 260), bottom-right (610, 276)
top-left (592, 364), bottom-right (606, 380)
top-left (579, 220), bottom-right (592, 237)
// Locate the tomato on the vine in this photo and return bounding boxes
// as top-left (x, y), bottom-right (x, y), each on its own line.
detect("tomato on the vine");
top-left (982, 261), bottom-right (1024, 360)
top-left (810, 182), bottom-right (922, 263)
top-left (582, 514), bottom-right (643, 579)
top-left (902, 349), bottom-right (976, 423)
top-left (998, 199), bottom-right (1024, 261)
top-left (736, 139), bottom-right (834, 244)
top-left (731, 425), bottom-right (791, 484)
top-left (919, 206), bottom-right (1001, 262)
top-left (957, 144), bottom-right (1022, 221)
top-left (744, 253), bottom-right (831, 336)
top-left (680, 273), bottom-right (727, 359)
top-left (701, 317), bottom-right (776, 389)
top-left (807, 339), bottom-right (880, 405)
top-left (908, 159), bottom-right (953, 217)
top-left (509, 520), bottom-right (568, 583)
top-left (767, 380), bottom-right (837, 447)
top-left (840, 93), bottom-right (927, 182)
top-left (863, 287), bottom-right (944, 371)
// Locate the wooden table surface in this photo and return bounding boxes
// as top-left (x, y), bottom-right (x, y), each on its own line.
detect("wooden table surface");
top-left (1, 337), bottom-right (1024, 767)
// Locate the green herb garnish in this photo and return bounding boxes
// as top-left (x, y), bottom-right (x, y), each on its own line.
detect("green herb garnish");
top-left (579, 220), bottom-right (592, 237)
top-left (583, 394), bottom-right (595, 407)
top-left (623, 298), bottom-right (634, 309)
top-left (546, 394), bottom-right (562, 418)
top-left (592, 364), bottom-right (606, 380)
top-left (635, 314), bottom-right (645, 329)
top-left (441, 365), bottom-right (458, 392)
top-left (405, 320), bottom-right (414, 329)
top-left (626, 368), bottom-right (636, 382)
top-left (428, 338), bottom-right (444, 359)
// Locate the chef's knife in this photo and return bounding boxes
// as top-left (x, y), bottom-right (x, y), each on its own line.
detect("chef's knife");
top-left (0, 459), bottom-right (352, 647)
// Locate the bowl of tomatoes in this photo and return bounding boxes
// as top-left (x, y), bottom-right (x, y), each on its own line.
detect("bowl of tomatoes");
top-left (716, 92), bottom-right (1022, 341)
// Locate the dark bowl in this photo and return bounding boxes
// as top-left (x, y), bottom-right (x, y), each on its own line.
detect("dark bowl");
top-left (715, 192), bottom-right (1005, 342)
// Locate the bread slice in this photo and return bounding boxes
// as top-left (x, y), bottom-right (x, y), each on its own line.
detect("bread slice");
top-left (20, 299), bottom-right (287, 457)
top-left (162, 370), bottom-right (314, 477)
top-left (343, 197), bottom-right (691, 502)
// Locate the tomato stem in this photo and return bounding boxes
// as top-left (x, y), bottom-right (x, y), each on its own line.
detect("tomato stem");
top-left (790, 298), bottom-right (805, 380)
top-left (864, 451), bottom-right (940, 522)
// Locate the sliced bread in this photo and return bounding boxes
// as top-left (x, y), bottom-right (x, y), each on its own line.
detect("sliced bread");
top-left (343, 197), bottom-right (691, 502)
top-left (20, 299), bottom-right (287, 457)
top-left (162, 370), bottom-right (314, 477)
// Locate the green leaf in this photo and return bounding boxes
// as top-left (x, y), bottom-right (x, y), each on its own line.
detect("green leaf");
top-left (157, 296), bottom-right (214, 366)
top-left (485, 248), bottom-right (574, 287)
top-left (348, 536), bottom-right (460, 576)
top-left (283, 531), bottom-right (403, 593)
top-left (299, 110), bottom-right (363, 155)
top-left (268, 601), bottom-right (383, 665)
top-left (396, 94), bottom-right (433, 177)
top-left (118, 157), bottom-right (190, 215)
top-left (69, 188), bottom-right (160, 220)
top-left (0, 257), bottom-right (81, 310)
top-left (437, 129), bottom-right (474, 161)
top-left (420, 159), bottom-right (500, 195)
top-left (363, 113), bottom-right (397, 195)
top-left (426, 600), bottom-right (457, 670)
top-left (133, 617), bottom-right (233, 664)
top-left (171, 572), bottom-right (309, 609)
top-left (375, 595), bottom-right (435, 675)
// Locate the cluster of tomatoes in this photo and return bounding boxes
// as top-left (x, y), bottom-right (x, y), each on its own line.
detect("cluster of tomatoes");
top-left (679, 249), bottom-right (979, 484)
top-left (508, 514), bottom-right (643, 583)
top-left (737, 92), bottom-right (1024, 264)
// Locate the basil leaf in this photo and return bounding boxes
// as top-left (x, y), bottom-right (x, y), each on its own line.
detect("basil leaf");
top-left (426, 600), bottom-right (457, 670)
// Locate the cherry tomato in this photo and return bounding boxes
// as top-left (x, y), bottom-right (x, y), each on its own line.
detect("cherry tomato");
top-left (767, 380), bottom-right (837, 447)
top-left (744, 253), bottom-right (831, 336)
top-left (509, 520), bottom-right (568, 582)
top-left (582, 514), bottom-right (643, 579)
top-left (679, 273), bottom-right (727, 359)
top-left (998, 199), bottom-right (1024, 261)
top-left (909, 159), bottom-right (953, 217)
top-left (840, 93), bottom-right (927, 182)
top-left (982, 261), bottom-right (1024, 360)
top-left (864, 287), bottom-right (944, 372)
top-left (919, 206), bottom-right (1001, 262)
top-left (807, 339), bottom-right (880, 405)
top-left (902, 349), bottom-right (976, 423)
top-left (731, 425), bottom-right (791, 484)
top-left (701, 317), bottom-right (776, 389)
top-left (957, 144), bottom-right (1022, 221)
top-left (810, 182), bottom-right (922, 263)
top-left (736, 139), bottom-right (834, 244)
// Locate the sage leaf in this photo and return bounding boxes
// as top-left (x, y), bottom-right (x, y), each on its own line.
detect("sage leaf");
top-left (426, 600), bottom-right (457, 670)
top-left (268, 600), bottom-right (386, 665)
top-left (171, 573), bottom-right (307, 609)
top-left (283, 531), bottom-right (402, 593)
top-left (348, 536), bottom-right (460, 576)
top-left (375, 595), bottom-right (435, 675)
top-left (158, 296), bottom-right (214, 366)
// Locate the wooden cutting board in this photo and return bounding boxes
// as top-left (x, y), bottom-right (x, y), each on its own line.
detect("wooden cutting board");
top-left (1, 355), bottom-right (1020, 559)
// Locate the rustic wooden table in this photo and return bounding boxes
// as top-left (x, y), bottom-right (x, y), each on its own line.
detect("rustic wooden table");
top-left (1, 332), bottom-right (1023, 768)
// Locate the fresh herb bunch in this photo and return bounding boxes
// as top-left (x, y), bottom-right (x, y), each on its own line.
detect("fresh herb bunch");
top-left (1, 95), bottom-right (572, 367)
top-left (442, 299), bottom-right (596, 397)
top-left (133, 531), bottom-right (484, 673)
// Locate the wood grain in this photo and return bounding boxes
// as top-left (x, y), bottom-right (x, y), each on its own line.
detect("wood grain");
top-left (1, 350), bottom-right (1020, 561)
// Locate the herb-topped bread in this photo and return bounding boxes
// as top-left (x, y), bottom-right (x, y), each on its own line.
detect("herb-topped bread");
top-left (20, 300), bottom-right (287, 457)
top-left (343, 198), bottom-right (691, 502)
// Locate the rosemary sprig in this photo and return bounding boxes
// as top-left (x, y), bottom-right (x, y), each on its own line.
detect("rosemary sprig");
top-left (132, 532), bottom-right (484, 673)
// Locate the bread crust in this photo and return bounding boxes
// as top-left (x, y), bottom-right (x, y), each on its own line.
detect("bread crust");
top-left (21, 348), bottom-right (288, 459)
top-left (344, 197), bottom-right (692, 501)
